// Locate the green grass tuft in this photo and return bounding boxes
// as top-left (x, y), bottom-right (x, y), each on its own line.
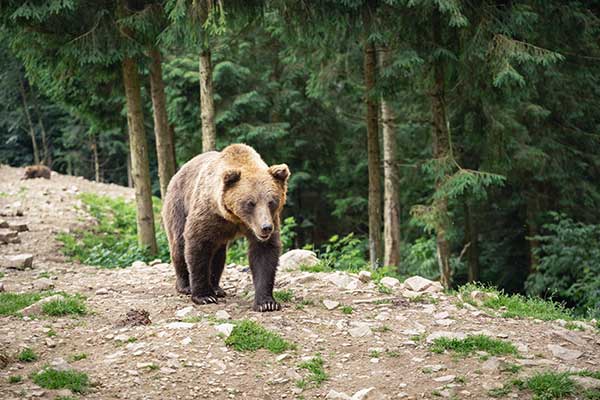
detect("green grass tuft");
top-left (17, 347), bottom-right (38, 362)
top-left (41, 294), bottom-right (86, 316)
top-left (225, 320), bottom-right (294, 353)
top-left (32, 368), bottom-right (89, 393)
top-left (0, 292), bottom-right (45, 316)
top-left (341, 305), bottom-right (353, 314)
top-left (459, 283), bottom-right (575, 321)
top-left (8, 375), bottom-right (22, 383)
top-left (298, 355), bottom-right (328, 386)
top-left (526, 372), bottom-right (575, 400)
top-left (70, 353), bottom-right (87, 362)
top-left (431, 334), bottom-right (518, 356)
top-left (273, 289), bottom-right (294, 303)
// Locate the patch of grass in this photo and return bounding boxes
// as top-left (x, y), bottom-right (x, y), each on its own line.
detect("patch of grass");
top-left (295, 379), bottom-right (308, 389)
top-left (0, 272), bottom-right (5, 279)
top-left (373, 325), bottom-right (391, 333)
top-left (146, 363), bottom-right (159, 371)
top-left (46, 328), bottom-right (57, 337)
top-left (17, 347), bottom-right (38, 362)
top-left (56, 193), bottom-right (169, 268)
top-left (410, 333), bottom-right (426, 343)
top-left (576, 370), bottom-right (600, 380)
top-left (526, 372), bottom-right (575, 400)
top-left (341, 305), bottom-right (353, 314)
top-left (501, 363), bottom-right (522, 374)
top-left (225, 320), bottom-right (294, 354)
top-left (0, 292), bottom-right (45, 316)
top-left (377, 283), bottom-right (393, 295)
top-left (374, 299), bottom-right (392, 305)
top-left (385, 350), bottom-right (400, 358)
top-left (459, 283), bottom-right (575, 321)
top-left (430, 335), bottom-right (518, 356)
top-left (564, 321), bottom-right (585, 331)
top-left (55, 397), bottom-right (77, 400)
top-left (126, 337), bottom-right (137, 343)
top-left (32, 368), bottom-right (89, 393)
top-left (369, 350), bottom-right (381, 358)
top-left (70, 353), bottom-right (87, 362)
top-left (273, 289), bottom-right (294, 303)
top-left (409, 294), bottom-right (438, 304)
top-left (41, 294), bottom-right (86, 316)
top-left (37, 272), bottom-right (51, 279)
top-left (182, 316), bottom-right (202, 323)
top-left (8, 375), bottom-right (22, 383)
top-left (300, 263), bottom-right (332, 273)
top-left (298, 355), bottom-right (327, 386)
top-left (488, 385), bottom-right (512, 398)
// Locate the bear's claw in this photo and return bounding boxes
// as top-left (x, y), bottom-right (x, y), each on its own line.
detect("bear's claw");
top-left (214, 286), bottom-right (227, 298)
top-left (254, 301), bottom-right (281, 312)
top-left (192, 295), bottom-right (218, 305)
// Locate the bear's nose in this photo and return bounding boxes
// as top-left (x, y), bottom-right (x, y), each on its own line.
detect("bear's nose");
top-left (261, 223), bottom-right (273, 234)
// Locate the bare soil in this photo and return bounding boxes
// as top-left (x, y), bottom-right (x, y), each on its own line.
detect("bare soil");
top-left (0, 165), bottom-right (598, 400)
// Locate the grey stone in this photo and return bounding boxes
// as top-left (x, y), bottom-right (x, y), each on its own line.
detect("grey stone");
top-left (165, 322), bottom-right (195, 329)
top-left (380, 277), bottom-right (400, 289)
top-left (327, 271), bottom-right (359, 290)
top-left (547, 344), bottom-right (583, 360)
top-left (482, 357), bottom-right (501, 371)
top-left (349, 324), bottom-right (372, 338)
top-left (323, 300), bottom-right (340, 310)
top-left (215, 310), bottom-right (231, 320)
top-left (279, 249), bottom-right (319, 271)
top-left (404, 276), bottom-right (440, 292)
top-left (2, 254), bottom-right (33, 269)
top-left (553, 328), bottom-right (587, 347)
top-left (215, 323), bottom-right (235, 338)
top-left (9, 223), bottom-right (28, 232)
top-left (426, 331), bottom-right (466, 343)
top-left (0, 228), bottom-right (18, 244)
top-left (32, 278), bottom-right (54, 291)
top-left (358, 270), bottom-right (372, 283)
top-left (572, 376), bottom-right (600, 390)
top-left (433, 375), bottom-right (455, 383)
top-left (326, 390), bottom-right (352, 400)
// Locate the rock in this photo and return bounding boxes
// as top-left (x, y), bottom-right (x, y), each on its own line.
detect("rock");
top-left (327, 271), bottom-right (359, 290)
top-left (326, 390), bottom-right (352, 400)
top-left (131, 260), bottom-right (147, 268)
top-left (435, 319), bottom-right (454, 326)
top-left (547, 344), bottom-right (583, 360)
top-left (165, 322), bottom-right (195, 329)
top-left (434, 311), bottom-right (450, 319)
top-left (2, 253), bottom-right (33, 269)
top-left (50, 357), bottom-right (70, 371)
top-left (21, 294), bottom-right (65, 316)
top-left (149, 259), bottom-right (162, 266)
top-left (286, 368), bottom-right (302, 381)
top-left (380, 277), bottom-right (400, 289)
top-left (215, 310), bottom-right (231, 320)
top-left (424, 364), bottom-right (446, 372)
top-left (0, 220), bottom-right (7, 228)
top-left (351, 387), bottom-right (381, 400)
top-left (404, 276), bottom-right (436, 292)
top-left (215, 323), bottom-right (235, 338)
top-left (426, 331), bottom-right (466, 343)
top-left (572, 376), bottom-right (600, 390)
top-left (175, 306), bottom-right (195, 318)
top-left (181, 337), bottom-right (192, 346)
top-left (358, 270), bottom-right (372, 283)
top-left (553, 328), bottom-right (587, 347)
top-left (9, 223), bottom-right (28, 232)
top-left (95, 288), bottom-right (109, 295)
top-left (55, 389), bottom-right (73, 398)
top-left (279, 249), bottom-right (319, 271)
top-left (0, 228), bottom-right (18, 244)
top-left (46, 338), bottom-right (56, 348)
top-left (482, 357), bottom-right (501, 371)
top-left (276, 353), bottom-right (290, 362)
top-left (469, 290), bottom-right (499, 304)
top-left (323, 300), bottom-right (340, 310)
top-left (348, 324), bottom-right (372, 338)
top-left (32, 277), bottom-right (54, 291)
top-left (433, 375), bottom-right (455, 383)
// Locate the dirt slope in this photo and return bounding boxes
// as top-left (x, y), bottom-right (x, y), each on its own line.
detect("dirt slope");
top-left (0, 165), bottom-right (598, 400)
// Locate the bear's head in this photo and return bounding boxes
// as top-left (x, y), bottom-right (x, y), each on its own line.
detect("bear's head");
top-left (221, 164), bottom-right (290, 241)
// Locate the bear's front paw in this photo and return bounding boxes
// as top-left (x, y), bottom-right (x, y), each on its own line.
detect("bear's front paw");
top-left (192, 295), bottom-right (218, 305)
top-left (214, 286), bottom-right (227, 298)
top-left (253, 299), bottom-right (281, 312)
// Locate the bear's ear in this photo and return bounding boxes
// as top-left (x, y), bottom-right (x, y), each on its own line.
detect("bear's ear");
top-left (268, 164), bottom-right (290, 183)
top-left (223, 169), bottom-right (241, 187)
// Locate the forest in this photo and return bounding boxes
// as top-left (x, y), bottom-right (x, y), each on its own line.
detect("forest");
top-left (0, 0), bottom-right (599, 319)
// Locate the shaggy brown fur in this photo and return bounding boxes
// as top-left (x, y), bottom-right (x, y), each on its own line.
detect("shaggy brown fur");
top-left (22, 165), bottom-right (51, 180)
top-left (162, 143), bottom-right (290, 311)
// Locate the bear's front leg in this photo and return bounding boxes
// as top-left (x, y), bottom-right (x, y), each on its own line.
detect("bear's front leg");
top-left (248, 232), bottom-right (281, 312)
top-left (185, 239), bottom-right (218, 305)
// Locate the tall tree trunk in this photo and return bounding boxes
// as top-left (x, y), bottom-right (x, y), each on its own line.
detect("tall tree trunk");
top-left (464, 200), bottom-right (479, 282)
top-left (169, 123), bottom-right (177, 169)
top-left (149, 47), bottom-right (176, 199)
top-left (363, 34), bottom-right (383, 267)
top-left (91, 133), bottom-right (100, 182)
top-left (431, 13), bottom-right (452, 288)
top-left (526, 194), bottom-right (540, 274)
top-left (380, 48), bottom-right (401, 267)
top-left (122, 57), bottom-right (158, 255)
top-left (31, 93), bottom-right (50, 166)
top-left (17, 75), bottom-right (40, 165)
top-left (199, 48), bottom-right (216, 152)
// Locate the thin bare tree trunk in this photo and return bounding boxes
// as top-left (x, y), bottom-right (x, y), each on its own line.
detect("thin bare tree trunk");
top-left (149, 47), bottom-right (176, 198)
top-left (380, 48), bottom-right (401, 267)
top-left (199, 48), bottom-right (216, 152)
top-left (431, 13), bottom-right (452, 288)
top-left (122, 56), bottom-right (158, 255)
top-left (464, 200), bottom-right (479, 282)
top-left (18, 75), bottom-right (40, 165)
top-left (91, 133), bottom-right (100, 182)
top-left (31, 93), bottom-right (49, 166)
top-left (364, 33), bottom-right (383, 267)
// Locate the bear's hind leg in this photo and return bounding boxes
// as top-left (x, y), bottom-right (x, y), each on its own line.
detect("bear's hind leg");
top-left (210, 245), bottom-right (227, 297)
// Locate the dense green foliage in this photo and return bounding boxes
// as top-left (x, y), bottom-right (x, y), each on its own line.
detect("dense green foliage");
top-left (2, 1), bottom-right (600, 317)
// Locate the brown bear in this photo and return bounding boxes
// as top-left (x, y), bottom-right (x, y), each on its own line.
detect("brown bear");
top-left (22, 165), bottom-right (51, 180)
top-left (162, 143), bottom-right (290, 312)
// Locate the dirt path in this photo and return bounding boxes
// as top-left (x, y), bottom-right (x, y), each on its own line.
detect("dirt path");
top-left (1, 165), bottom-right (599, 400)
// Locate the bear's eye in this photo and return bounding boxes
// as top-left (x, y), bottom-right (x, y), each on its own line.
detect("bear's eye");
top-left (246, 200), bottom-right (256, 209)
top-left (268, 200), bottom-right (278, 209)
